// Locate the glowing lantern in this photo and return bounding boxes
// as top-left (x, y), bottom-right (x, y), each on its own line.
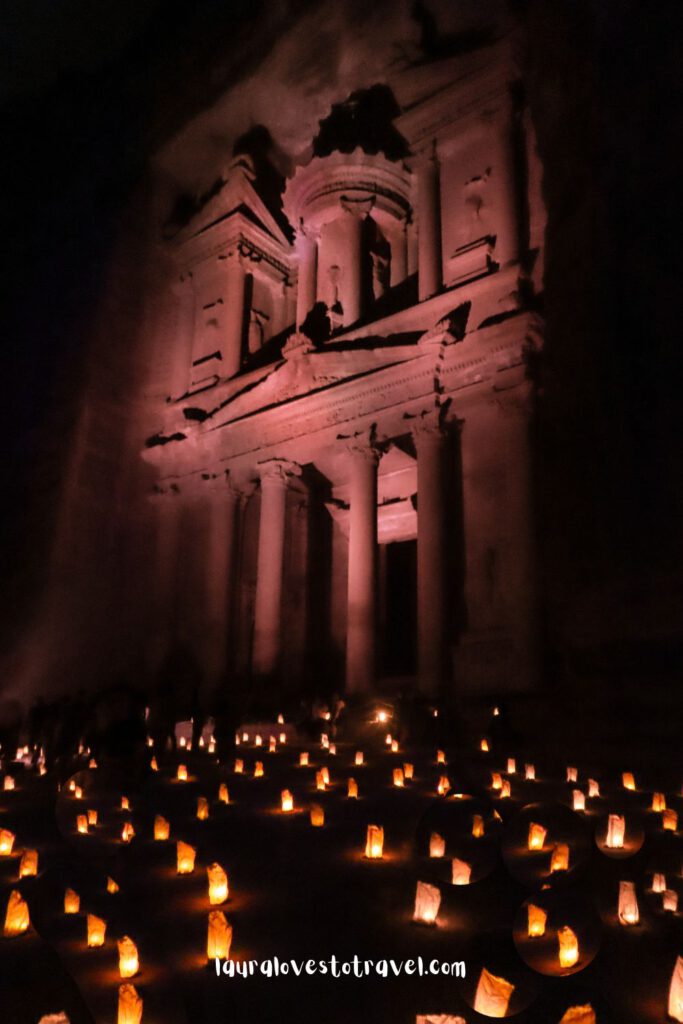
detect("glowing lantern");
top-left (437, 750), bottom-right (446, 765)
top-left (472, 814), bottom-right (485, 838)
top-left (121, 822), bottom-right (135, 843)
top-left (255, 734), bottom-right (262, 747)
top-left (550, 843), bottom-right (570, 873)
top-left (87, 914), bottom-right (106, 947)
top-left (391, 740), bottom-right (399, 753)
top-left (74, 785), bottom-right (83, 800)
top-left (68, 780), bottom-right (76, 792)
top-left (154, 815), bottom-right (170, 841)
top-left (473, 967), bottom-right (514, 1017)
top-left (310, 804), bottom-right (324, 827)
top-left (299, 752), bottom-right (309, 767)
top-left (234, 759), bottom-right (244, 774)
top-left (253, 761), bottom-right (264, 778)
top-left (606, 814), bottom-right (625, 849)
top-left (118, 983), bottom-right (143, 1024)
top-left (669, 956), bottom-right (683, 1022)
top-left (663, 889), bottom-right (678, 913)
top-left (653, 872), bottom-right (666, 893)
top-left (19, 849), bottom-right (38, 878)
top-left (481, 738), bottom-right (489, 752)
top-left (451, 858), bottom-right (472, 885)
top-left (242, 731), bottom-right (249, 743)
top-left (197, 797), bottom-right (209, 821)
top-left (177, 764), bottom-right (187, 782)
top-left (500, 779), bottom-right (511, 799)
top-left (64, 888), bottom-right (80, 914)
top-left (403, 763), bottom-right (414, 781)
top-left (365, 825), bottom-right (384, 859)
top-left (4, 890), bottom-right (29, 937)
top-left (76, 815), bottom-right (88, 835)
top-left (320, 766), bottom-right (330, 787)
top-left (118, 936), bottom-right (139, 978)
top-left (277, 714), bottom-right (284, 724)
top-left (558, 925), bottom-right (579, 968)
top-left (150, 757), bottom-right (158, 771)
top-left (281, 789), bottom-right (294, 813)
top-left (663, 809), bottom-right (678, 832)
top-left (107, 877), bottom-right (120, 894)
top-left (429, 832), bottom-right (446, 859)
top-left (507, 758), bottom-right (516, 774)
top-left (315, 770), bottom-right (326, 791)
top-left (491, 772), bottom-right (502, 791)
top-left (572, 790), bottom-right (586, 812)
top-left (218, 783), bottom-right (229, 804)
top-left (179, 737), bottom-right (186, 749)
top-left (528, 822), bottom-right (547, 851)
top-left (121, 796), bottom-right (130, 811)
top-left (622, 772), bottom-right (636, 790)
top-left (347, 778), bottom-right (358, 799)
top-left (269, 736), bottom-right (276, 753)
top-left (355, 751), bottom-right (364, 767)
top-left (279, 732), bottom-right (286, 744)
top-left (652, 792), bottom-right (666, 812)
top-left (321, 734), bottom-right (329, 749)
top-left (527, 903), bottom-right (547, 937)
top-left (588, 779), bottom-right (600, 798)
top-left (377, 710), bottom-right (388, 723)
top-left (4, 775), bottom-right (16, 791)
top-left (177, 841), bottom-right (196, 875)
top-left (393, 768), bottom-right (404, 788)
top-left (207, 911), bottom-right (232, 960)
top-left (208, 738), bottom-right (216, 754)
top-left (618, 881), bottom-right (639, 924)
top-left (525, 764), bottom-right (536, 781)
top-left (413, 881), bottom-right (441, 925)
top-left (437, 775), bottom-right (451, 796)
top-left (87, 808), bottom-right (98, 827)
top-left (566, 767), bottom-right (577, 783)
top-left (385, 734), bottom-right (392, 747)
top-left (329, 744), bottom-right (336, 756)
top-left (559, 1006), bottom-right (596, 1024)
top-left (207, 863), bottom-right (228, 905)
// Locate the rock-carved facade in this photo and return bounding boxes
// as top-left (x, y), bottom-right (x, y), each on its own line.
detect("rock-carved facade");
top-left (144, 38), bottom-right (547, 704)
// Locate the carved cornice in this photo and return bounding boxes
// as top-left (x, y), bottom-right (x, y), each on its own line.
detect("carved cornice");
top-left (337, 424), bottom-right (382, 465)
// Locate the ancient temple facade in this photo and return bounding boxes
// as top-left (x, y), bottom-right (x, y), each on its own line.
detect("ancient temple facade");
top-left (142, 37), bottom-right (547, 705)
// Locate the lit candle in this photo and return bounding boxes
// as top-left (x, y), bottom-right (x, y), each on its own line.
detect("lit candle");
top-left (528, 822), bottom-right (547, 851)
top-left (437, 775), bottom-right (450, 796)
top-left (253, 761), bottom-right (264, 778)
top-left (355, 751), bottom-right (364, 767)
top-left (154, 815), bottom-right (170, 841)
top-left (64, 888), bottom-right (80, 914)
top-left (177, 841), bottom-right (196, 875)
top-left (652, 791), bottom-right (666, 812)
top-left (566, 766), bottom-right (577, 783)
top-left (365, 825), bottom-right (384, 859)
top-left (310, 804), bottom-right (324, 827)
top-left (472, 814), bottom-right (485, 838)
top-left (429, 832), bottom-right (446, 859)
top-left (588, 778), bottom-right (600, 798)
top-left (507, 758), bottom-right (516, 774)
top-left (87, 913), bottom-right (106, 947)
top-left (107, 877), bottom-right (120, 894)
top-left (121, 822), bottom-right (135, 843)
top-left (527, 902), bottom-right (547, 937)
top-left (18, 849), bottom-right (38, 878)
top-left (177, 764), bottom-right (188, 782)
top-left (121, 796), bottom-right (130, 811)
top-left (473, 967), bottom-right (514, 1016)
top-left (281, 789), bottom-right (294, 813)
top-left (558, 925), bottom-right (579, 968)
top-left (207, 911), bottom-right (232, 960)
top-left (207, 862), bottom-right (229, 905)
top-left (218, 783), bottom-right (229, 804)
top-left (437, 750), bottom-right (446, 765)
top-left (525, 763), bottom-right (536, 781)
top-left (663, 889), bottom-right (678, 913)
top-left (299, 752), bottom-right (309, 767)
top-left (403, 763), bottom-right (414, 781)
top-left (618, 880), bottom-right (639, 925)
top-left (87, 808), bottom-right (98, 827)
top-left (347, 778), bottom-right (358, 799)
top-left (572, 790), bottom-right (586, 812)
top-left (413, 880), bottom-right (441, 925)
top-left (234, 759), bottom-right (244, 774)
top-left (76, 815), bottom-right (88, 835)
top-left (606, 814), bottom-right (625, 849)
top-left (451, 858), bottom-right (471, 885)
top-left (392, 767), bottom-right (404, 788)
top-left (491, 772), bottom-right (503, 790)
top-left (118, 983), bottom-right (143, 1024)
top-left (500, 779), bottom-right (511, 798)
top-left (550, 842), bottom-right (570, 873)
top-left (4, 890), bottom-right (30, 936)
top-left (197, 797), bottom-right (209, 821)
top-left (480, 738), bottom-right (489, 752)
top-left (652, 872), bottom-right (666, 893)
top-left (622, 771), bottom-right (636, 791)
top-left (117, 936), bottom-right (139, 978)
top-left (669, 956), bottom-right (683, 1022)
top-left (663, 809), bottom-right (678, 832)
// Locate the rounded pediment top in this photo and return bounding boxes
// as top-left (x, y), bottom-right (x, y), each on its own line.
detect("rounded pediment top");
top-left (283, 147), bottom-right (412, 234)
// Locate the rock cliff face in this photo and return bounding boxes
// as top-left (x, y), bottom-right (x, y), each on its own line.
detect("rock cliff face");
top-left (3, 0), bottom-right (680, 710)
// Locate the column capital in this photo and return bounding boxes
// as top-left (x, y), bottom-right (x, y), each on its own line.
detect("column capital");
top-left (405, 400), bottom-right (456, 443)
top-left (257, 458), bottom-right (302, 488)
top-left (338, 426), bottom-right (382, 465)
top-left (340, 195), bottom-right (375, 219)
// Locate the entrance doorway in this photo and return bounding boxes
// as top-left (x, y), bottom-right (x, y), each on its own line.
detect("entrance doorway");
top-left (381, 538), bottom-right (417, 678)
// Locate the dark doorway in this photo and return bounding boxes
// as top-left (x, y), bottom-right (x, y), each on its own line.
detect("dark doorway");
top-left (382, 539), bottom-right (417, 677)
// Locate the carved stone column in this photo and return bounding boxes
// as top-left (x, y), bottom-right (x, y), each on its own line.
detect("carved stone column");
top-left (296, 228), bottom-right (318, 330)
top-left (486, 97), bottom-right (521, 267)
top-left (340, 203), bottom-right (364, 326)
top-left (411, 408), bottom-right (451, 696)
top-left (169, 273), bottom-right (195, 397)
top-left (345, 437), bottom-right (381, 694)
top-left (390, 218), bottom-right (408, 287)
top-left (417, 147), bottom-right (443, 301)
top-left (253, 459), bottom-right (301, 678)
top-left (204, 476), bottom-right (242, 687)
top-left (223, 253), bottom-right (247, 377)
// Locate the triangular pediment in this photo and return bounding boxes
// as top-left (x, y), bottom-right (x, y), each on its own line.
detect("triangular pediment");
top-left (181, 155), bottom-right (291, 249)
